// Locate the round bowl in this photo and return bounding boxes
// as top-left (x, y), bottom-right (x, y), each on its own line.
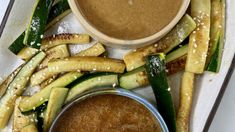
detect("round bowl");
top-left (49, 88), bottom-right (169, 132)
top-left (68, 0), bottom-right (190, 49)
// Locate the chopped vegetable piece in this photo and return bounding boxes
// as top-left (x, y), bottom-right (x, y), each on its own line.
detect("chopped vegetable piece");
top-left (206, 0), bottom-right (225, 72)
top-left (166, 45), bottom-right (188, 63)
top-left (43, 88), bottom-right (68, 132)
top-left (17, 47), bottom-right (39, 61)
top-left (8, 32), bottom-right (26, 54)
top-left (20, 124), bottom-right (38, 132)
top-left (185, 0), bottom-right (211, 73)
top-left (13, 96), bottom-right (36, 132)
top-left (176, 72), bottom-right (195, 132)
top-left (145, 54), bottom-right (176, 132)
top-left (48, 56), bottom-right (126, 74)
top-left (75, 42), bottom-right (105, 56)
top-left (30, 68), bottom-right (55, 87)
top-left (24, 0), bottom-right (54, 49)
top-left (19, 72), bottom-right (83, 112)
top-left (166, 55), bottom-right (187, 75)
top-left (66, 73), bottom-right (118, 103)
top-left (39, 44), bottom-right (70, 69)
top-left (124, 14), bottom-right (196, 71)
top-left (40, 75), bottom-right (57, 88)
top-left (0, 52), bottom-right (46, 128)
top-left (41, 33), bottom-right (90, 50)
top-left (0, 67), bottom-right (21, 98)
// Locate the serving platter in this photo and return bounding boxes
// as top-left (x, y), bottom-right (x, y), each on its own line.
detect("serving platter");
top-left (0, 0), bottom-right (234, 132)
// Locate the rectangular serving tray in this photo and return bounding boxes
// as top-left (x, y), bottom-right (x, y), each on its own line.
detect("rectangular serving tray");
top-left (0, 0), bottom-right (234, 131)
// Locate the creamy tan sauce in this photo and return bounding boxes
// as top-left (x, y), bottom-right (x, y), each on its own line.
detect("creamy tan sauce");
top-left (53, 95), bottom-right (162, 132)
top-left (77, 0), bottom-right (182, 40)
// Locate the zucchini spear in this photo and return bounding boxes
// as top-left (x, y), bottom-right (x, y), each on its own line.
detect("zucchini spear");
top-left (124, 14), bottom-right (196, 71)
top-left (48, 56), bottom-right (126, 74)
top-left (145, 54), bottom-right (176, 132)
top-left (206, 0), bottom-right (225, 72)
top-left (75, 42), bottom-right (106, 57)
top-left (185, 0), bottom-right (211, 73)
top-left (0, 52), bottom-right (46, 128)
top-left (176, 72), bottom-right (195, 132)
top-left (24, 0), bottom-right (54, 49)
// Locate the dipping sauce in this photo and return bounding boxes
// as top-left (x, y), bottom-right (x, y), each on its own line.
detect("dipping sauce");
top-left (52, 94), bottom-right (162, 132)
top-left (77, 0), bottom-right (182, 40)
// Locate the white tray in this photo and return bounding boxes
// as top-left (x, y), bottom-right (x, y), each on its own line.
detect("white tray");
top-left (0, 0), bottom-right (234, 131)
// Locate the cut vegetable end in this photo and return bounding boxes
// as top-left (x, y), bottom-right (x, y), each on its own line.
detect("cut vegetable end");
top-left (124, 14), bottom-right (196, 71)
top-left (176, 72), bottom-right (195, 132)
top-left (76, 42), bottom-right (106, 57)
top-left (30, 68), bottom-right (55, 87)
top-left (48, 56), bottom-right (126, 74)
top-left (41, 34), bottom-right (90, 50)
top-left (8, 32), bottom-right (26, 54)
top-left (17, 47), bottom-right (39, 61)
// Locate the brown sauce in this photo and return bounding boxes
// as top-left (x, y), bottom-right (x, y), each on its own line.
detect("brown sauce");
top-left (77, 0), bottom-right (182, 40)
top-left (53, 94), bottom-right (162, 132)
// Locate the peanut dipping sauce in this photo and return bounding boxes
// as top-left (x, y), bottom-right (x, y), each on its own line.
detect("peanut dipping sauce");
top-left (77, 0), bottom-right (182, 40)
top-left (52, 94), bottom-right (162, 132)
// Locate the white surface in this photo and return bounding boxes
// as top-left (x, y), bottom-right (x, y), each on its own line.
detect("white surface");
top-left (0, 0), bottom-right (234, 132)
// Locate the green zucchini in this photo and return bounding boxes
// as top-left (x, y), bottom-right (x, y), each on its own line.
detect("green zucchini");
top-left (145, 54), bottom-right (176, 132)
top-left (0, 52), bottom-right (46, 128)
top-left (185, 0), bottom-right (211, 74)
top-left (41, 34), bottom-right (90, 50)
top-left (17, 47), bottom-right (39, 61)
top-left (43, 88), bottom-right (68, 132)
top-left (0, 67), bottom-right (22, 98)
top-left (206, 0), bottom-right (225, 72)
top-left (24, 0), bottom-right (54, 49)
top-left (8, 32), bottom-right (26, 54)
top-left (120, 45), bottom-right (188, 89)
top-left (9, 0), bottom-right (71, 55)
top-left (48, 56), bottom-right (126, 74)
top-left (20, 124), bottom-right (38, 132)
top-left (30, 68), bottom-right (55, 87)
top-left (46, 0), bottom-right (71, 29)
top-left (19, 72), bottom-right (83, 112)
top-left (176, 72), bottom-right (195, 132)
top-left (65, 73), bottom-right (118, 103)
top-left (124, 14), bottom-right (196, 71)
top-left (75, 42), bottom-right (106, 57)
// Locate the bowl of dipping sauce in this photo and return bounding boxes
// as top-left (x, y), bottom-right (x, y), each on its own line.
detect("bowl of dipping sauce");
top-left (68, 0), bottom-right (190, 48)
top-left (49, 88), bottom-right (168, 132)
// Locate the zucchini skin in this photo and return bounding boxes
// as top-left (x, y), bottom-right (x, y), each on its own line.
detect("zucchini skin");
top-left (8, 32), bottom-right (26, 54)
top-left (66, 73), bottom-right (118, 103)
top-left (145, 54), bottom-right (176, 132)
top-left (47, 0), bottom-right (70, 23)
top-left (0, 52), bottom-right (46, 128)
top-left (24, 0), bottom-right (54, 49)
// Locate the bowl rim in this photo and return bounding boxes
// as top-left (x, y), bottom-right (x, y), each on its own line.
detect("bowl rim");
top-left (68, 0), bottom-right (190, 47)
top-left (49, 88), bottom-right (169, 132)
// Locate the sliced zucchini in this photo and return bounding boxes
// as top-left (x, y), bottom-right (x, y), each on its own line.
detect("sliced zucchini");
top-left (13, 96), bottom-right (36, 132)
top-left (17, 47), bottom-right (39, 61)
top-left (206, 0), bottom-right (225, 72)
top-left (24, 0), bottom-right (54, 49)
top-left (30, 68), bottom-right (55, 87)
top-left (185, 0), bottom-right (211, 73)
top-left (20, 124), bottom-right (38, 132)
top-left (39, 45), bottom-right (70, 69)
top-left (48, 56), bottom-right (126, 74)
top-left (65, 73), bottom-right (118, 103)
top-left (166, 45), bottom-right (188, 63)
top-left (8, 32), bottom-right (26, 54)
top-left (39, 75), bottom-right (57, 88)
top-left (166, 55), bottom-right (187, 75)
top-left (19, 72), bottom-right (83, 112)
top-left (46, 0), bottom-right (71, 29)
top-left (124, 14), bottom-right (196, 71)
top-left (0, 67), bottom-right (21, 98)
top-left (145, 54), bottom-right (176, 132)
top-left (75, 42), bottom-right (105, 56)
top-left (41, 33), bottom-right (90, 50)
top-left (0, 52), bottom-right (46, 128)
top-left (176, 72), bottom-right (195, 132)
top-left (43, 88), bottom-right (68, 132)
